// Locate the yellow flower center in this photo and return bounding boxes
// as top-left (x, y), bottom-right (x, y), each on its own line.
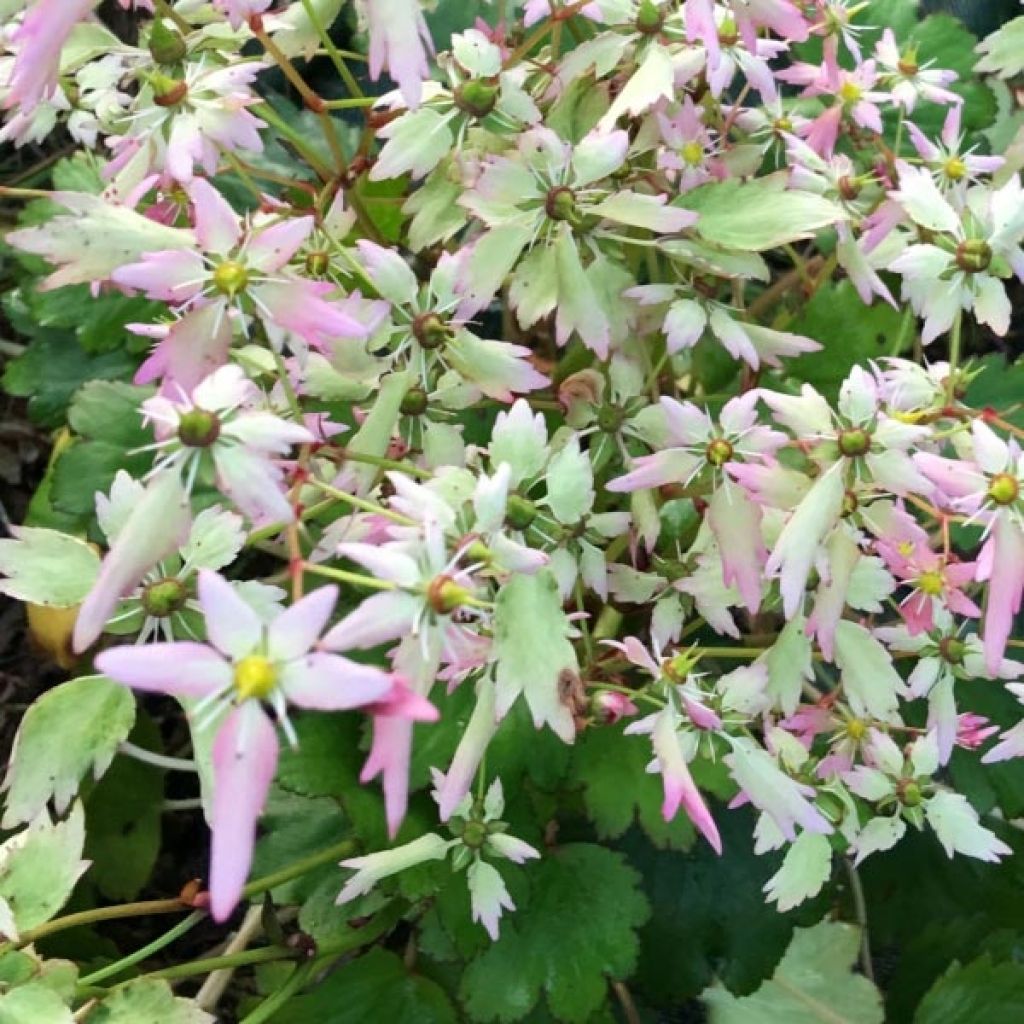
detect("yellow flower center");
top-left (839, 81), bottom-right (862, 104)
top-left (234, 655), bottom-right (278, 701)
top-left (988, 472), bottom-right (1020, 506)
top-left (213, 260), bottom-right (249, 296)
top-left (943, 156), bottom-right (967, 181)
top-left (681, 141), bottom-right (705, 167)
top-left (918, 570), bottom-right (945, 596)
top-left (846, 718), bottom-right (868, 742)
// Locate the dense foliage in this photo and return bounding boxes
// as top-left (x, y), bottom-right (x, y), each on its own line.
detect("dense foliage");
top-left (1, 0), bottom-right (1024, 1020)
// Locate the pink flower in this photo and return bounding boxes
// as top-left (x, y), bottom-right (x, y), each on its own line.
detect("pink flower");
top-left (779, 59), bottom-right (889, 156)
top-left (875, 28), bottom-right (959, 113)
top-left (73, 471), bottom-right (191, 653)
top-left (907, 106), bottom-right (1004, 191)
top-left (113, 180), bottom-right (371, 363)
top-left (626, 707), bottom-right (722, 853)
top-left (97, 571), bottom-right (396, 920)
top-left (365, 0), bottom-right (434, 109)
top-left (214, 0), bottom-right (272, 30)
top-left (3, 0), bottom-right (95, 115)
top-left (140, 364), bottom-right (314, 526)
top-left (122, 61), bottom-right (268, 184)
top-left (915, 421), bottom-right (1024, 673)
top-left (874, 507), bottom-right (980, 634)
top-left (956, 713), bottom-right (997, 752)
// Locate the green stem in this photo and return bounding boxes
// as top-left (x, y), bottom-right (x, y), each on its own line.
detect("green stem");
top-left (299, 0), bottom-right (365, 99)
top-left (79, 911), bottom-right (205, 987)
top-left (153, 0), bottom-right (192, 34)
top-left (243, 838), bottom-right (358, 898)
top-left (305, 479), bottom-right (417, 524)
top-left (327, 447), bottom-right (432, 479)
top-left (254, 103), bottom-right (334, 182)
top-left (323, 96), bottom-right (377, 109)
top-left (4, 899), bottom-right (187, 953)
top-left (946, 308), bottom-right (963, 405)
top-left (139, 902), bottom-right (404, 989)
top-left (134, 945), bottom-right (286, 983)
top-left (240, 961), bottom-right (318, 1024)
top-left (273, 350), bottom-right (304, 422)
top-left (302, 563), bottom-right (396, 591)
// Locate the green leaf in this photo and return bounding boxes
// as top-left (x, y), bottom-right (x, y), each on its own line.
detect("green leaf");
top-left (493, 569), bottom-right (579, 743)
top-left (67, 381), bottom-right (151, 445)
top-left (274, 948), bottom-right (456, 1023)
top-left (626, 813), bottom-right (825, 1005)
top-left (47, 382), bottom-right (154, 525)
top-left (976, 16), bottom-right (1024, 78)
top-left (965, 355), bottom-right (1024, 429)
top-left (701, 921), bottom-right (884, 1023)
top-left (82, 716), bottom-right (162, 901)
top-left (460, 844), bottom-right (649, 1023)
top-left (50, 154), bottom-right (104, 194)
top-left (914, 955), bottom-right (1024, 1024)
top-left (89, 979), bottom-right (213, 1024)
top-left (0, 331), bottom-right (137, 429)
top-left (571, 724), bottom-right (695, 849)
top-left (785, 281), bottom-right (904, 400)
top-left (50, 442), bottom-right (151, 524)
top-left (902, 15), bottom-right (996, 136)
top-left (883, 916), bottom-right (1024, 1022)
top-left (2, 676), bottom-right (135, 827)
top-left (0, 982), bottom-right (73, 1024)
top-left (0, 804), bottom-right (89, 939)
top-left (0, 528), bottom-right (99, 607)
top-left (676, 174), bottom-right (846, 251)
top-left (251, 789), bottom-right (349, 905)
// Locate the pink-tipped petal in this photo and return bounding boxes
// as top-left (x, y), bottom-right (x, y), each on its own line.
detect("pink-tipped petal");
top-left (361, 715), bottom-right (413, 838)
top-left (320, 590), bottom-right (420, 651)
top-left (280, 652), bottom-right (393, 710)
top-left (190, 178), bottom-right (242, 254)
top-left (246, 216), bottom-right (314, 273)
top-left (97, 642), bottom-right (232, 698)
top-left (74, 471), bottom-right (190, 652)
top-left (982, 518), bottom-right (1024, 676)
top-left (708, 478), bottom-right (765, 614)
top-left (209, 703), bottom-right (279, 921)
top-left (266, 585), bottom-right (337, 662)
top-left (199, 570), bottom-right (263, 660)
top-left (111, 250), bottom-right (205, 303)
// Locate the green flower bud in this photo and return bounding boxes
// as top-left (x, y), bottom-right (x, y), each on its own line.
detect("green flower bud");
top-left (705, 437), bottom-right (734, 467)
top-left (426, 575), bottom-right (471, 614)
top-left (454, 79), bottom-right (499, 118)
top-left (545, 186), bottom-right (580, 225)
top-left (505, 494), bottom-right (538, 531)
top-left (462, 820), bottom-right (488, 849)
top-left (635, 0), bottom-right (665, 33)
top-left (412, 312), bottom-right (452, 350)
top-left (178, 408), bottom-right (221, 448)
top-left (141, 577), bottom-right (188, 618)
top-left (148, 18), bottom-right (187, 65)
top-left (955, 239), bottom-right (993, 274)
top-left (151, 74), bottom-right (188, 107)
top-left (400, 386), bottom-right (430, 417)
top-left (837, 427), bottom-right (871, 458)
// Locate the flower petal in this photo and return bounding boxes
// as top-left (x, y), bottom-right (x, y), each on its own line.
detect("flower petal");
top-left (279, 652), bottom-right (392, 710)
top-left (267, 585), bottom-right (337, 662)
top-left (209, 703), bottom-right (279, 921)
top-left (199, 570), bottom-right (263, 659)
top-left (97, 642), bottom-right (232, 698)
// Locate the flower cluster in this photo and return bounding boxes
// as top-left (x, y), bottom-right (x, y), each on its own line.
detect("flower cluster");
top-left (2, 0), bottom-right (1022, 962)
